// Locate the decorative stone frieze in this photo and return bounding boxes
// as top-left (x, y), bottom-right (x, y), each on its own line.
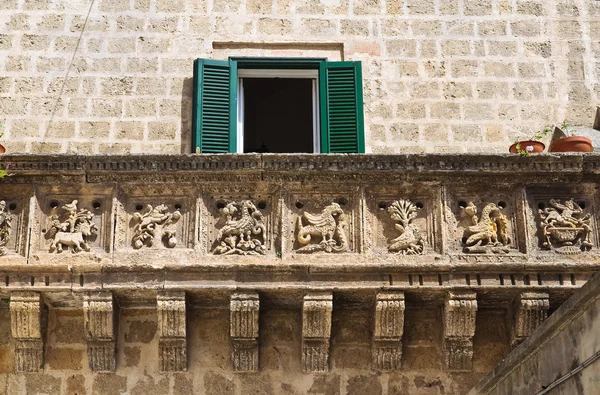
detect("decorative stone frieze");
top-left (10, 292), bottom-right (45, 372)
top-left (443, 291), bottom-right (477, 371)
top-left (372, 292), bottom-right (405, 370)
top-left (47, 200), bottom-right (98, 253)
top-left (0, 200), bottom-right (13, 256)
top-left (539, 199), bottom-right (592, 254)
top-left (295, 203), bottom-right (348, 253)
top-left (460, 202), bottom-right (510, 254)
top-left (83, 291), bottom-right (116, 372)
top-left (387, 200), bottom-right (424, 254)
top-left (230, 292), bottom-right (260, 371)
top-left (213, 201), bottom-right (266, 255)
top-left (132, 204), bottom-right (181, 249)
top-left (302, 292), bottom-right (333, 372)
top-left (510, 292), bottom-right (549, 347)
top-left (157, 291), bottom-right (187, 372)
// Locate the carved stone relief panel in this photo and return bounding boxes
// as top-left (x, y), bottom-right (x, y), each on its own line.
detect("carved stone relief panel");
top-left (31, 187), bottom-right (113, 259)
top-left (0, 185), bottom-right (31, 260)
top-left (285, 187), bottom-right (359, 255)
top-left (444, 187), bottom-right (522, 255)
top-left (200, 187), bottom-right (276, 256)
top-left (527, 187), bottom-right (597, 255)
top-left (365, 186), bottom-right (440, 255)
top-left (115, 186), bottom-right (195, 251)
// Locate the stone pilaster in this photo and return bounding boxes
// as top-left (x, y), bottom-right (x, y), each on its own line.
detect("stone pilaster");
top-left (372, 292), bottom-right (405, 370)
top-left (302, 292), bottom-right (333, 372)
top-left (511, 292), bottom-right (549, 347)
top-left (157, 291), bottom-right (187, 372)
top-left (10, 292), bottom-right (45, 372)
top-left (443, 291), bottom-right (477, 371)
top-left (83, 291), bottom-right (116, 372)
top-left (230, 292), bottom-right (259, 371)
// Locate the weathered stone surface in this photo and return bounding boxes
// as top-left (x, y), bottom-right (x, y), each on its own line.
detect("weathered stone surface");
top-left (204, 371), bottom-right (235, 395)
top-left (302, 292), bottom-right (333, 372)
top-left (444, 291), bottom-right (478, 371)
top-left (92, 374), bottom-right (127, 395)
top-left (510, 293), bottom-right (549, 347)
top-left (230, 292), bottom-right (259, 371)
top-left (10, 292), bottom-right (45, 372)
top-left (157, 291), bottom-right (187, 371)
top-left (84, 292), bottom-right (116, 372)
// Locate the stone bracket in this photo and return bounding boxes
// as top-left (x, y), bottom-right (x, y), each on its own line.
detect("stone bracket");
top-left (443, 290), bottom-right (477, 371)
top-left (10, 292), bottom-right (46, 372)
top-left (511, 292), bottom-right (549, 347)
top-left (302, 292), bottom-right (333, 372)
top-left (83, 291), bottom-right (117, 372)
top-left (372, 291), bottom-right (405, 370)
top-left (230, 292), bottom-right (259, 372)
top-left (157, 291), bottom-right (187, 372)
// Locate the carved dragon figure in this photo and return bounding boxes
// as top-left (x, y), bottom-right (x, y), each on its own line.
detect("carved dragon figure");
top-left (539, 199), bottom-right (592, 254)
top-left (461, 202), bottom-right (510, 254)
top-left (47, 200), bottom-right (98, 253)
top-left (213, 200), bottom-right (266, 255)
top-left (0, 201), bottom-right (13, 256)
top-left (387, 199), bottom-right (423, 255)
top-left (296, 202), bottom-right (347, 253)
top-left (131, 204), bottom-right (181, 249)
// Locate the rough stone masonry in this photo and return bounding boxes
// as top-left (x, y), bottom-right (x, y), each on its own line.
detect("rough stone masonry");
top-left (1, 0), bottom-right (600, 154)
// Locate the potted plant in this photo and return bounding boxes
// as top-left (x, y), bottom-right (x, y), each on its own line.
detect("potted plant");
top-left (549, 122), bottom-right (594, 153)
top-left (509, 127), bottom-right (552, 154)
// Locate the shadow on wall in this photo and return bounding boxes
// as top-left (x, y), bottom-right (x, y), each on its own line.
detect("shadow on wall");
top-left (180, 77), bottom-right (194, 154)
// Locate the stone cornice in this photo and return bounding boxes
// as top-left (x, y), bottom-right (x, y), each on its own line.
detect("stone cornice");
top-left (0, 153), bottom-right (599, 183)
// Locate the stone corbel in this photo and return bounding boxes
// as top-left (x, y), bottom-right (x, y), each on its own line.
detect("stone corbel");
top-left (302, 292), bottom-right (333, 372)
top-left (230, 292), bottom-right (260, 371)
top-left (372, 292), bottom-right (405, 370)
top-left (10, 292), bottom-right (46, 372)
top-left (510, 292), bottom-right (549, 347)
top-left (83, 291), bottom-right (117, 372)
top-left (157, 291), bottom-right (187, 372)
top-left (443, 291), bottom-right (477, 371)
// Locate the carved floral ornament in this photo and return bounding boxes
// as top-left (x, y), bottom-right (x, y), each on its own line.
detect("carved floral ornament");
top-left (538, 199), bottom-right (592, 254)
top-left (387, 199), bottom-right (424, 255)
top-left (460, 202), bottom-right (510, 254)
top-left (295, 202), bottom-right (348, 253)
top-left (47, 200), bottom-right (98, 253)
top-left (213, 200), bottom-right (266, 255)
top-left (131, 204), bottom-right (181, 249)
top-left (0, 200), bottom-right (13, 256)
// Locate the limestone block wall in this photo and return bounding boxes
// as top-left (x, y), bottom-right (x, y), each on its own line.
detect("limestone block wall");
top-left (1, 0), bottom-right (600, 154)
top-left (0, 305), bottom-right (509, 395)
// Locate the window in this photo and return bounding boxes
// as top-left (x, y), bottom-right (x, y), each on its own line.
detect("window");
top-left (192, 57), bottom-right (365, 153)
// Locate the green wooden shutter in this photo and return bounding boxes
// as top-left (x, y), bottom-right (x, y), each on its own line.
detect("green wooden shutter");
top-left (319, 61), bottom-right (365, 153)
top-left (192, 59), bottom-right (237, 153)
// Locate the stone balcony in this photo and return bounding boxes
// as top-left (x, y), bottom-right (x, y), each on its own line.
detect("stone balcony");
top-left (0, 153), bottom-right (599, 376)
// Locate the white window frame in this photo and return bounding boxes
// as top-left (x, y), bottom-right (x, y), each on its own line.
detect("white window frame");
top-left (236, 69), bottom-right (320, 153)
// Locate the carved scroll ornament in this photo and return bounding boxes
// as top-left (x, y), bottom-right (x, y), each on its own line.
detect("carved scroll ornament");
top-left (213, 200), bottom-right (266, 255)
top-left (460, 202), bottom-right (510, 254)
top-left (387, 199), bottom-right (423, 255)
top-left (47, 200), bottom-right (98, 253)
top-left (539, 199), bottom-right (592, 254)
top-left (296, 202), bottom-right (348, 253)
top-left (132, 204), bottom-right (181, 249)
top-left (0, 201), bottom-right (13, 256)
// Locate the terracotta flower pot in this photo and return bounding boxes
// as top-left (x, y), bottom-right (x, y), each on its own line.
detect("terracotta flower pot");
top-left (549, 136), bottom-right (593, 153)
top-left (0, 144), bottom-right (5, 154)
top-left (509, 140), bottom-right (545, 154)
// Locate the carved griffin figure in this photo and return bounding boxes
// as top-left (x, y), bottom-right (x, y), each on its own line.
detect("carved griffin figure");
top-left (213, 200), bottom-right (266, 255)
top-left (0, 201), bottom-right (13, 256)
top-left (460, 202), bottom-right (510, 254)
top-left (296, 202), bottom-right (348, 253)
top-left (387, 199), bottom-right (423, 255)
top-left (47, 200), bottom-right (98, 253)
top-left (539, 199), bottom-right (592, 254)
top-left (131, 204), bottom-right (181, 249)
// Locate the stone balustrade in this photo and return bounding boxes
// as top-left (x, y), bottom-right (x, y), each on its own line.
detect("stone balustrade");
top-left (0, 153), bottom-right (599, 374)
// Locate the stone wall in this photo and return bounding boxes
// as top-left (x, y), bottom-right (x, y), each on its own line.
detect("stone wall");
top-left (1, 0), bottom-right (600, 154)
top-left (468, 271), bottom-right (600, 395)
top-left (0, 304), bottom-right (512, 395)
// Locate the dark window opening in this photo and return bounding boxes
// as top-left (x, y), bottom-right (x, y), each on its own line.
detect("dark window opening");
top-left (243, 78), bottom-right (314, 153)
